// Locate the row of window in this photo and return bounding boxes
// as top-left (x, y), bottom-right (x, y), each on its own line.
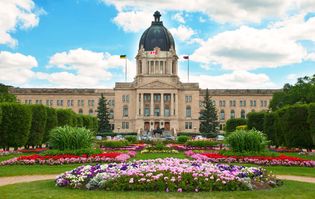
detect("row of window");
top-left (122, 95), bottom-right (130, 103)
top-left (219, 109), bottom-right (253, 120)
top-left (24, 99), bottom-right (115, 107)
top-left (218, 100), bottom-right (268, 107)
top-left (142, 94), bottom-right (173, 102)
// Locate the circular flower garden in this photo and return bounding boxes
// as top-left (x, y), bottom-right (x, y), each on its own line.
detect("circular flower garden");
top-left (56, 158), bottom-right (282, 192)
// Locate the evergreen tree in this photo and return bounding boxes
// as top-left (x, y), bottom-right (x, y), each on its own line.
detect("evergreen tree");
top-left (96, 94), bottom-right (111, 134)
top-left (199, 89), bottom-right (219, 138)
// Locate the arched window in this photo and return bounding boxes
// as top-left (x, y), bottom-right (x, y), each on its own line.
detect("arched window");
top-left (123, 105), bottom-right (128, 117)
top-left (241, 109), bottom-right (246, 119)
top-left (220, 110), bottom-right (225, 120)
top-left (230, 110), bottom-right (235, 119)
top-left (79, 108), bottom-right (83, 114)
top-left (186, 105), bottom-right (191, 117)
top-left (89, 109), bottom-right (93, 115)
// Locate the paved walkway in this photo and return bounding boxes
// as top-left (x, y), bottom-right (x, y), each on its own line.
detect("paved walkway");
top-left (0, 174), bottom-right (314, 187)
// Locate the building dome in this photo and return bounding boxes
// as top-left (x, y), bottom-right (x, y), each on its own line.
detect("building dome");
top-left (139, 11), bottom-right (175, 51)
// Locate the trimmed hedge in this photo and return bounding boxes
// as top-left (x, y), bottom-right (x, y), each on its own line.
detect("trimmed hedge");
top-left (225, 129), bottom-right (268, 153)
top-left (279, 105), bottom-right (312, 149)
top-left (27, 105), bottom-right (48, 147)
top-left (263, 112), bottom-right (277, 146)
top-left (308, 103), bottom-right (315, 145)
top-left (125, 135), bottom-right (137, 143)
top-left (0, 103), bottom-right (32, 150)
top-left (186, 140), bottom-right (218, 147)
top-left (225, 118), bottom-right (247, 133)
top-left (247, 111), bottom-right (265, 131)
top-left (43, 107), bottom-right (57, 144)
top-left (56, 109), bottom-right (76, 127)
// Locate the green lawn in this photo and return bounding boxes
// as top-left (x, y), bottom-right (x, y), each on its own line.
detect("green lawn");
top-left (282, 152), bottom-right (315, 161)
top-left (0, 180), bottom-right (314, 199)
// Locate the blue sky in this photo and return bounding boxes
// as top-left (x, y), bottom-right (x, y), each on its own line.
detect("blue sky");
top-left (0, 0), bottom-right (315, 89)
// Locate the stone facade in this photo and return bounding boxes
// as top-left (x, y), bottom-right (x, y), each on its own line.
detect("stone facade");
top-left (9, 12), bottom-right (280, 134)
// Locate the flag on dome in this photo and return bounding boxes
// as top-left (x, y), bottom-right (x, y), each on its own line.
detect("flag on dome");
top-left (149, 50), bottom-right (157, 55)
top-left (183, 55), bottom-right (189, 59)
top-left (120, 55), bottom-right (126, 59)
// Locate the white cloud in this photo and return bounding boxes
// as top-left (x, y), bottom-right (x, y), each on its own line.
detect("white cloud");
top-left (179, 70), bottom-right (277, 89)
top-left (0, 0), bottom-right (43, 47)
top-left (306, 52), bottom-right (315, 61)
top-left (103, 0), bottom-right (313, 25)
top-left (0, 51), bottom-right (38, 85)
top-left (112, 10), bottom-right (152, 32)
top-left (190, 13), bottom-right (315, 70)
top-left (43, 48), bottom-right (135, 88)
top-left (172, 12), bottom-right (185, 23)
top-left (169, 25), bottom-right (195, 42)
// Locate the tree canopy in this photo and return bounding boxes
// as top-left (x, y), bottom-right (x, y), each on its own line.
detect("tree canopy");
top-left (270, 74), bottom-right (315, 111)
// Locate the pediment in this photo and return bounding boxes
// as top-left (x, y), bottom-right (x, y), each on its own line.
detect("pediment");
top-left (138, 80), bottom-right (177, 89)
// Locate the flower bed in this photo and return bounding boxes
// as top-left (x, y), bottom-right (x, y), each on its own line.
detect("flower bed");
top-left (269, 148), bottom-right (303, 153)
top-left (0, 152), bottom-right (136, 166)
top-left (56, 158), bottom-right (281, 192)
top-left (18, 148), bottom-right (49, 153)
top-left (186, 151), bottom-right (315, 167)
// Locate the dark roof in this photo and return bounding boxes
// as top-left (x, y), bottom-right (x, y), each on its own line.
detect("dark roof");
top-left (139, 11), bottom-right (175, 51)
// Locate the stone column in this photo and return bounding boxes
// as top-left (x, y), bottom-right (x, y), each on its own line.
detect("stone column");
top-left (141, 92), bottom-right (144, 116)
top-left (150, 93), bottom-right (154, 116)
top-left (170, 93), bottom-right (174, 116)
top-left (175, 93), bottom-right (178, 116)
top-left (136, 92), bottom-right (139, 117)
top-left (161, 93), bottom-right (164, 117)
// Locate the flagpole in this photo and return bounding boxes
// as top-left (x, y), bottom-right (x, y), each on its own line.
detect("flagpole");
top-left (187, 57), bottom-right (190, 82)
top-left (125, 56), bottom-right (127, 82)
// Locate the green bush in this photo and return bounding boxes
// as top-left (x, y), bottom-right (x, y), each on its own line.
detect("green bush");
top-left (27, 105), bottom-right (47, 147)
top-left (247, 112), bottom-right (265, 131)
top-left (124, 136), bottom-right (137, 143)
top-left (225, 129), bottom-right (268, 153)
top-left (263, 112), bottom-right (277, 146)
top-left (279, 104), bottom-right (312, 149)
top-left (41, 148), bottom-right (102, 156)
top-left (0, 103), bottom-right (32, 150)
top-left (219, 150), bottom-right (278, 157)
top-left (308, 103), bottom-right (315, 145)
top-left (43, 107), bottom-right (57, 144)
top-left (225, 118), bottom-right (247, 133)
top-left (76, 115), bottom-right (84, 127)
top-left (186, 140), bottom-right (218, 147)
top-left (56, 109), bottom-right (75, 127)
top-left (236, 125), bottom-right (247, 130)
top-left (0, 106), bottom-right (2, 126)
top-left (82, 115), bottom-right (93, 130)
top-left (49, 126), bottom-right (94, 150)
top-left (274, 108), bottom-right (286, 147)
top-left (101, 140), bottom-right (129, 148)
top-left (177, 135), bottom-right (189, 143)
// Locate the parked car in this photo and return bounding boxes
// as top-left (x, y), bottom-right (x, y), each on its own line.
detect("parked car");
top-left (216, 135), bottom-right (224, 141)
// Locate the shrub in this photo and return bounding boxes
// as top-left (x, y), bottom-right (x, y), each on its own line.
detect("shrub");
top-left (279, 104), bottom-right (312, 149)
top-left (236, 125), bottom-right (247, 130)
top-left (43, 107), bottom-right (57, 144)
top-left (308, 103), bottom-right (315, 145)
top-left (82, 115), bottom-right (93, 130)
top-left (0, 106), bottom-right (2, 126)
top-left (177, 135), bottom-right (189, 143)
top-left (56, 109), bottom-right (75, 127)
top-left (225, 129), bottom-right (268, 153)
top-left (186, 140), bottom-right (218, 147)
top-left (0, 103), bottom-right (32, 150)
top-left (225, 118), bottom-right (247, 133)
top-left (274, 108), bottom-right (286, 147)
top-left (27, 105), bottom-right (47, 147)
top-left (263, 112), bottom-right (277, 146)
top-left (101, 140), bottom-right (129, 148)
top-left (49, 126), bottom-right (94, 150)
top-left (124, 136), bottom-right (137, 143)
top-left (247, 112), bottom-right (265, 131)
top-left (76, 115), bottom-right (84, 127)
